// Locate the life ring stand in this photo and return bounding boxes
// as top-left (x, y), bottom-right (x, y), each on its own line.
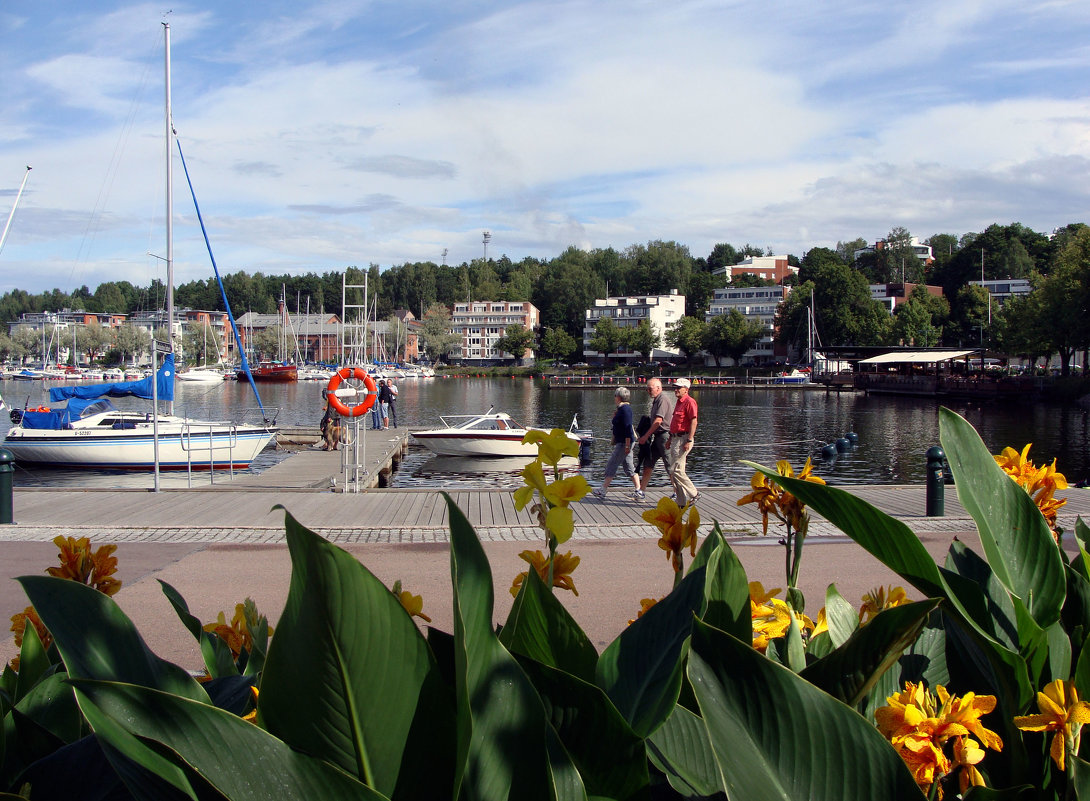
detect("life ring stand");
top-left (326, 368), bottom-right (377, 416)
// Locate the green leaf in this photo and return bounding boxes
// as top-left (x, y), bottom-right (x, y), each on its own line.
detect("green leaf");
top-left (824, 584), bottom-right (858, 649)
top-left (73, 680), bottom-right (386, 801)
top-left (700, 536), bottom-right (751, 642)
top-left (445, 493), bottom-right (568, 801)
top-left (1065, 564), bottom-right (1090, 661)
top-left (13, 617), bottom-right (50, 704)
top-left (940, 407), bottom-right (1065, 629)
top-left (801, 600), bottom-right (940, 708)
top-left (517, 657), bottom-right (648, 801)
top-left (13, 671), bottom-right (81, 746)
top-left (158, 579), bottom-right (239, 678)
top-left (687, 618), bottom-right (924, 801)
top-left (17, 576), bottom-right (206, 703)
top-left (646, 704), bottom-right (721, 798)
top-left (259, 509), bottom-right (438, 797)
top-left (500, 567), bottom-right (599, 683)
top-left (945, 540), bottom-right (1017, 649)
top-left (595, 566), bottom-right (706, 738)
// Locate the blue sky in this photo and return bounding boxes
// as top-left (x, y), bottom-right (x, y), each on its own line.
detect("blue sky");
top-left (1, 1), bottom-right (1088, 296)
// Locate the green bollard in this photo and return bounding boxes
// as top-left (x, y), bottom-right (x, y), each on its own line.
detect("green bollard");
top-left (0, 448), bottom-right (13, 524)
top-left (926, 446), bottom-right (945, 517)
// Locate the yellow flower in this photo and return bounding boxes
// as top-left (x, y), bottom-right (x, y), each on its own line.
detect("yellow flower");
top-left (748, 581), bottom-right (783, 606)
top-left (514, 459), bottom-right (549, 511)
top-left (543, 474), bottom-right (592, 507)
top-left (643, 497), bottom-right (700, 573)
top-left (936, 686), bottom-right (1002, 752)
top-left (775, 458), bottom-right (825, 533)
top-left (737, 470), bottom-right (782, 534)
top-left (859, 585), bottom-right (910, 625)
top-left (9, 606), bottom-right (51, 671)
top-left (398, 590), bottom-right (432, 622)
top-left (994, 444), bottom-right (1069, 536)
top-left (628, 597), bottom-right (658, 625)
top-left (510, 549), bottom-right (580, 597)
top-left (202, 599), bottom-right (274, 660)
top-left (242, 685), bottom-right (260, 723)
top-left (751, 597), bottom-right (792, 653)
top-left (1014, 678), bottom-right (1090, 771)
top-left (952, 736), bottom-right (986, 794)
top-left (46, 535), bottom-right (121, 596)
top-left (522, 428), bottom-right (579, 466)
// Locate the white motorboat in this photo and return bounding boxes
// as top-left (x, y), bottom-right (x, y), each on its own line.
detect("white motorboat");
top-left (411, 411), bottom-right (589, 458)
top-left (176, 367), bottom-right (227, 383)
top-left (773, 368), bottom-right (811, 385)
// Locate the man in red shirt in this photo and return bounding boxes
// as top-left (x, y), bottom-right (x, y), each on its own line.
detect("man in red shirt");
top-left (665, 378), bottom-right (699, 506)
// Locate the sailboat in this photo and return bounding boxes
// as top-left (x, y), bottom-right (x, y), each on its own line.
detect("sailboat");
top-left (177, 318), bottom-right (226, 382)
top-left (2, 24), bottom-right (276, 470)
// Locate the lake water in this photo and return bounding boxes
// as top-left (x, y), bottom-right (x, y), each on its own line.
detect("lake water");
top-left (2, 376), bottom-right (1087, 490)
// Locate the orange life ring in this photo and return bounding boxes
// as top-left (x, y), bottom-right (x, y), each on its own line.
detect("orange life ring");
top-left (325, 368), bottom-right (377, 416)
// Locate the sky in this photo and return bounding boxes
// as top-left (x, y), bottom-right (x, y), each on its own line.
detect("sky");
top-left (0, 0), bottom-right (1088, 296)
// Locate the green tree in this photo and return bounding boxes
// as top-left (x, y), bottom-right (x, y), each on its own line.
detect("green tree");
top-left (779, 261), bottom-right (890, 349)
top-left (1034, 230), bottom-right (1090, 374)
top-left (627, 319), bottom-right (661, 360)
top-left (539, 326), bottom-right (578, 365)
top-left (77, 322), bottom-right (117, 365)
top-left (418, 303), bottom-right (460, 363)
top-left (181, 322), bottom-right (222, 366)
top-left (993, 293), bottom-right (1051, 369)
top-left (252, 326), bottom-right (284, 361)
top-left (664, 315), bottom-right (706, 369)
top-left (10, 327), bottom-right (38, 365)
top-left (492, 324), bottom-right (537, 363)
top-left (949, 284), bottom-right (992, 347)
top-left (890, 299), bottom-right (941, 347)
top-left (704, 309), bottom-right (765, 366)
top-left (587, 317), bottom-right (627, 365)
top-left (728, 273), bottom-right (775, 288)
top-left (113, 324), bottom-right (151, 366)
top-left (706, 243), bottom-right (740, 273)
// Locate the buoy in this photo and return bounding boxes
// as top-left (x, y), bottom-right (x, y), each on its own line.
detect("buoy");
top-left (821, 443), bottom-right (838, 460)
top-left (846, 432), bottom-right (859, 444)
top-left (835, 437), bottom-right (851, 453)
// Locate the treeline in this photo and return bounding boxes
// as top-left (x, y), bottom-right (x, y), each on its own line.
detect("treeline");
top-left (1, 222), bottom-right (1086, 360)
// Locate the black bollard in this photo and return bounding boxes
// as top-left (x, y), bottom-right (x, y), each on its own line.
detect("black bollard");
top-left (0, 448), bottom-right (13, 524)
top-left (926, 446), bottom-right (945, 517)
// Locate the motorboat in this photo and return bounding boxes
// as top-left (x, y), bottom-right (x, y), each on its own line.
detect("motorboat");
top-left (176, 367), bottom-right (227, 383)
top-left (3, 355), bottom-right (276, 470)
top-left (773, 368), bottom-right (811, 385)
top-left (411, 410), bottom-right (590, 458)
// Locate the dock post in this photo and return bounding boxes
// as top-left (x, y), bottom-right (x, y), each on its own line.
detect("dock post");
top-left (0, 448), bottom-right (13, 524)
top-left (926, 446), bottom-right (945, 517)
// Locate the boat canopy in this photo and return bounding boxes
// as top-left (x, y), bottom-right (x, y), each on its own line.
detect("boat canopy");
top-left (48, 354), bottom-right (175, 404)
top-left (856, 349), bottom-right (980, 365)
top-left (18, 398), bottom-right (118, 430)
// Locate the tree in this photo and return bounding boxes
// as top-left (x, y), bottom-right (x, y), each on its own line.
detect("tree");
top-left (836, 237), bottom-right (868, 264)
top-left (728, 273), bottom-right (775, 288)
top-left (704, 310), bottom-right (765, 366)
top-left (665, 316), bottom-right (706, 369)
top-left (181, 322), bottom-right (222, 366)
top-left (492, 324), bottom-right (537, 363)
top-left (418, 304), bottom-right (460, 362)
top-left (113, 324), bottom-right (151, 366)
top-left (10, 327), bottom-right (37, 365)
top-left (778, 262), bottom-right (890, 349)
top-left (949, 285), bottom-right (992, 347)
top-left (385, 314), bottom-right (410, 363)
top-left (539, 327), bottom-right (578, 365)
top-left (627, 320), bottom-right (661, 360)
top-left (77, 322), bottom-right (117, 365)
top-left (587, 317), bottom-right (627, 365)
top-left (252, 326), bottom-right (284, 361)
top-left (706, 243), bottom-right (740, 273)
top-left (890, 299), bottom-right (941, 347)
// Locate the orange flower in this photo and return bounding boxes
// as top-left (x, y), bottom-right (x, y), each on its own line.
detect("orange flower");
top-left (628, 597), bottom-right (658, 626)
top-left (46, 535), bottom-right (121, 596)
top-left (859, 585), bottom-right (910, 625)
top-left (994, 444), bottom-right (1068, 537)
top-left (1014, 679), bottom-right (1090, 771)
top-left (398, 589), bottom-right (432, 623)
top-left (642, 497), bottom-right (700, 573)
top-left (510, 549), bottom-right (580, 597)
top-left (202, 599), bottom-right (274, 660)
top-left (736, 471), bottom-right (781, 534)
top-left (9, 606), bottom-right (51, 670)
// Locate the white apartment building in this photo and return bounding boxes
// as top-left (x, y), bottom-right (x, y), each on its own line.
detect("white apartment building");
top-left (854, 236), bottom-right (934, 264)
top-left (706, 285), bottom-right (791, 365)
top-left (969, 278), bottom-right (1032, 307)
top-left (583, 291), bottom-right (686, 361)
top-left (451, 300), bottom-right (540, 363)
top-left (710, 255), bottom-right (797, 284)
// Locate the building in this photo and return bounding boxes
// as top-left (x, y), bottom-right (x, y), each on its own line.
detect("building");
top-left (583, 291), bottom-right (685, 362)
top-left (450, 300), bottom-right (540, 364)
top-left (710, 255), bottom-right (797, 284)
top-left (854, 237), bottom-right (934, 264)
top-left (869, 283), bottom-right (945, 314)
top-left (706, 285), bottom-right (791, 365)
top-left (969, 278), bottom-right (1032, 308)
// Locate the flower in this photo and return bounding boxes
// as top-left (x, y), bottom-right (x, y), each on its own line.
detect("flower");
top-left (45, 535), bottom-right (121, 596)
top-left (736, 471), bottom-right (781, 534)
top-left (738, 458), bottom-right (825, 534)
top-left (398, 589), bottom-right (432, 622)
top-left (859, 585), bottom-right (910, 625)
top-left (202, 599), bottom-right (274, 660)
top-left (522, 428), bottom-right (579, 466)
top-left (513, 459), bottom-right (591, 544)
top-left (628, 598), bottom-right (658, 625)
top-left (994, 443), bottom-right (1068, 537)
top-left (510, 549), bottom-right (580, 597)
top-left (1014, 678), bottom-right (1090, 771)
top-left (242, 686), bottom-right (260, 723)
top-left (9, 606), bottom-right (51, 671)
top-left (642, 497), bottom-right (700, 573)
top-left (951, 736), bottom-right (986, 794)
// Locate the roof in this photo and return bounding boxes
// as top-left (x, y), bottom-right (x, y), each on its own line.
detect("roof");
top-left (857, 349), bottom-right (980, 365)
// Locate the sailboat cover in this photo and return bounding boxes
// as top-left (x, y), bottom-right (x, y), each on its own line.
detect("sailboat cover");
top-left (19, 355), bottom-right (176, 430)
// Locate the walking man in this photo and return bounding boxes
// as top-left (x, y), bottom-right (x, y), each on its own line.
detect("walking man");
top-left (637, 377), bottom-right (674, 492)
top-left (371, 380), bottom-right (385, 429)
top-left (665, 378), bottom-right (699, 506)
top-left (378, 379), bottom-right (393, 430)
top-left (387, 376), bottom-right (398, 427)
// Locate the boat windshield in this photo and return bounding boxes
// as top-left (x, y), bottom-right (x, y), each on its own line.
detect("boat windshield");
top-left (448, 414), bottom-right (525, 431)
top-left (78, 399), bottom-right (119, 418)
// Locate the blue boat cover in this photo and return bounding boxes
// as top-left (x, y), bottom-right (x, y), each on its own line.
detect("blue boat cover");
top-left (48, 354), bottom-right (175, 404)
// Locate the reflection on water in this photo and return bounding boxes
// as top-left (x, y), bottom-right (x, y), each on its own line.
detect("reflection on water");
top-left (399, 453), bottom-right (585, 490)
top-left (2, 376), bottom-right (1087, 488)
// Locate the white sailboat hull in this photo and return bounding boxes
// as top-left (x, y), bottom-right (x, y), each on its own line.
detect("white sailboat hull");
top-left (3, 412), bottom-right (275, 470)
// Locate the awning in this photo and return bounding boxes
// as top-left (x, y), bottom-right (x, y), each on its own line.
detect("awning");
top-left (857, 349), bottom-right (979, 365)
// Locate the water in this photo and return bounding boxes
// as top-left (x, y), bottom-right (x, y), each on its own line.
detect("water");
top-left (3, 377), bottom-right (1087, 489)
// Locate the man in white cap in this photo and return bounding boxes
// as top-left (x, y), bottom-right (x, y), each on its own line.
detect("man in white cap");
top-left (665, 378), bottom-right (699, 506)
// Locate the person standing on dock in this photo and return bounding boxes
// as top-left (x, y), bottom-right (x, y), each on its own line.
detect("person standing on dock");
top-left (637, 377), bottom-right (674, 492)
top-left (371, 380), bottom-right (385, 430)
top-left (387, 377), bottom-right (398, 428)
top-left (592, 386), bottom-right (643, 501)
top-left (378, 379), bottom-right (393, 430)
top-left (665, 378), bottom-right (699, 506)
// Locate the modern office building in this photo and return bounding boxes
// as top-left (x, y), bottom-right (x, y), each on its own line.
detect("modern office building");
top-left (451, 300), bottom-right (540, 364)
top-left (583, 291), bottom-right (686, 362)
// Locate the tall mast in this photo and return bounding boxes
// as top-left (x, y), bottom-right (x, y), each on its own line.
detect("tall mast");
top-left (0, 166), bottom-right (32, 255)
top-left (164, 21), bottom-right (175, 386)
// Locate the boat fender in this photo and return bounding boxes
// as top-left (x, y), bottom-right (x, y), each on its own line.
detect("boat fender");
top-left (326, 368), bottom-right (377, 416)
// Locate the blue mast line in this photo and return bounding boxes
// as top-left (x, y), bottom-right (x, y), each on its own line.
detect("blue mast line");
top-left (174, 137), bottom-right (270, 422)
